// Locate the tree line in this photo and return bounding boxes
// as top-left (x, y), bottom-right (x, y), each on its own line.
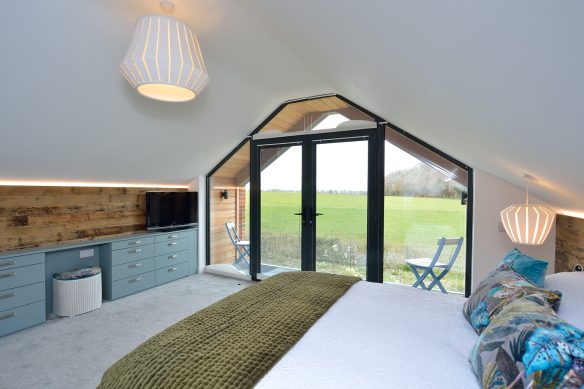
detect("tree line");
top-left (384, 164), bottom-right (463, 199)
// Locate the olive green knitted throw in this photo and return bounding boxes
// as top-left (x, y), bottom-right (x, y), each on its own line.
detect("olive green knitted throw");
top-left (98, 271), bottom-right (360, 389)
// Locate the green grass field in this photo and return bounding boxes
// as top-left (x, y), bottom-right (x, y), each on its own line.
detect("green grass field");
top-left (253, 192), bottom-right (467, 293)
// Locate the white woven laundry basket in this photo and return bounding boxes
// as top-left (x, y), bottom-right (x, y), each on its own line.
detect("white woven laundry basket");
top-left (53, 273), bottom-right (102, 317)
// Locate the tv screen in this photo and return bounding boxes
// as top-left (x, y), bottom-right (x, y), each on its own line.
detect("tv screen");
top-left (146, 192), bottom-right (198, 230)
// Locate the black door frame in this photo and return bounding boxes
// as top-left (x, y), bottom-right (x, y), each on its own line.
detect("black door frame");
top-left (249, 134), bottom-right (307, 278)
top-left (249, 127), bottom-right (384, 282)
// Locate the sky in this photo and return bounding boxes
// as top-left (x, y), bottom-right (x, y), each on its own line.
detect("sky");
top-left (259, 114), bottom-right (421, 191)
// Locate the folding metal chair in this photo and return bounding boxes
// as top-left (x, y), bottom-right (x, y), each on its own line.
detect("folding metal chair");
top-left (405, 237), bottom-right (464, 293)
top-left (225, 222), bottom-right (250, 269)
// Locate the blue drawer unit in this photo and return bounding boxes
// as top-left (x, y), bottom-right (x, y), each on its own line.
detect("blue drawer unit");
top-left (0, 283), bottom-right (45, 312)
top-left (155, 250), bottom-right (188, 269)
top-left (102, 239), bottom-right (157, 300)
top-left (0, 227), bottom-right (198, 336)
top-left (154, 230), bottom-right (190, 243)
top-left (101, 229), bottom-right (196, 300)
top-left (156, 262), bottom-right (188, 286)
top-left (0, 263), bottom-right (44, 291)
top-left (111, 236), bottom-right (155, 251)
top-left (155, 239), bottom-right (189, 256)
top-left (185, 228), bottom-right (198, 276)
top-left (111, 258), bottom-right (155, 282)
top-left (0, 253), bottom-right (44, 271)
top-left (0, 301), bottom-right (46, 337)
top-left (111, 271), bottom-right (156, 300)
top-left (111, 244), bottom-right (155, 266)
top-left (0, 252), bottom-right (46, 337)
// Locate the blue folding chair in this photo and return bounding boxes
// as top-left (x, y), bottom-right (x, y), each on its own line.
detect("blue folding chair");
top-left (405, 237), bottom-right (464, 293)
top-left (225, 222), bottom-right (250, 269)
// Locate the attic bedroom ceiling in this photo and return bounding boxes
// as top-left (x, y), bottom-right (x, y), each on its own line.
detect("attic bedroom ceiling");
top-left (0, 0), bottom-right (330, 187)
top-left (1, 0), bottom-right (583, 214)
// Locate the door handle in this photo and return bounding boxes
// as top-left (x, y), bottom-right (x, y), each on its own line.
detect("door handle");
top-left (307, 208), bottom-right (324, 226)
top-left (294, 208), bottom-right (307, 225)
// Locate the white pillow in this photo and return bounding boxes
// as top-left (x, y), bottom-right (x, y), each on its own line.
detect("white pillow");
top-left (544, 272), bottom-right (584, 329)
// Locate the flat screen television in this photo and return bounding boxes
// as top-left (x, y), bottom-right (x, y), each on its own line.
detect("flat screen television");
top-left (146, 192), bottom-right (198, 231)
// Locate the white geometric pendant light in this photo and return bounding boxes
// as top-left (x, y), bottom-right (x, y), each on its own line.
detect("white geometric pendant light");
top-left (120, 2), bottom-right (209, 102)
top-left (500, 174), bottom-right (555, 245)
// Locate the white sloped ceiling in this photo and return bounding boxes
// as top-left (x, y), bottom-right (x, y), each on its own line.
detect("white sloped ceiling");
top-left (0, 0), bottom-right (331, 186)
top-left (1, 0), bottom-right (583, 215)
top-left (244, 0), bottom-right (584, 214)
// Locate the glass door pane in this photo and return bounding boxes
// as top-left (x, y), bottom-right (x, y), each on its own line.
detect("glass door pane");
top-left (383, 128), bottom-right (468, 293)
top-left (314, 140), bottom-right (368, 279)
top-left (258, 144), bottom-right (303, 276)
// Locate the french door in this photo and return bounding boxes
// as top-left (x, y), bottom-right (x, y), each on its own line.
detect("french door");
top-left (249, 127), bottom-right (384, 282)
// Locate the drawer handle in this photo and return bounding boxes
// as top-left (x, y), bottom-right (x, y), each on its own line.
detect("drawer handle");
top-left (129, 249), bottom-right (142, 254)
top-left (129, 263), bottom-right (142, 268)
top-left (168, 255), bottom-right (178, 259)
top-left (0, 272), bottom-right (16, 280)
top-left (0, 260), bottom-right (15, 268)
top-left (168, 235), bottom-right (178, 239)
top-left (0, 312), bottom-right (16, 321)
top-left (0, 292), bottom-right (16, 300)
top-left (168, 242), bottom-right (178, 246)
top-left (168, 267), bottom-right (177, 272)
top-left (129, 240), bottom-right (141, 246)
top-left (129, 277), bottom-right (142, 283)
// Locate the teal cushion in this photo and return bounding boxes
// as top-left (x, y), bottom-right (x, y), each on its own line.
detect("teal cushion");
top-left (470, 295), bottom-right (584, 388)
top-left (499, 248), bottom-right (548, 287)
top-left (462, 268), bottom-right (562, 334)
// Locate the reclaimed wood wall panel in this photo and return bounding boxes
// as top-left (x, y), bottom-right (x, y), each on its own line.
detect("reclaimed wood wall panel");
top-left (0, 186), bottom-right (186, 252)
top-left (209, 186), bottom-right (238, 265)
top-left (556, 214), bottom-right (584, 272)
top-left (208, 174), bottom-right (248, 265)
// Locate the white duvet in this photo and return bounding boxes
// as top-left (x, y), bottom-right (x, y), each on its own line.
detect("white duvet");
top-left (256, 281), bottom-right (479, 389)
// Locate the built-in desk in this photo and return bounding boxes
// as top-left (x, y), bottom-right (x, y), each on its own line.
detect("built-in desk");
top-left (0, 227), bottom-right (198, 337)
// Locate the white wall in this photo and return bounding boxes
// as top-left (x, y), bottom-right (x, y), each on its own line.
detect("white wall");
top-left (189, 176), bottom-right (205, 273)
top-left (472, 169), bottom-right (556, 291)
top-left (197, 176), bottom-right (207, 274)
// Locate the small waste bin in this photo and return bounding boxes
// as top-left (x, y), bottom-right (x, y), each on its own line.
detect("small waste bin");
top-left (53, 267), bottom-right (102, 317)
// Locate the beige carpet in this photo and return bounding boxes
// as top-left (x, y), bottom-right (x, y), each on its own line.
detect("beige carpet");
top-left (0, 273), bottom-right (251, 389)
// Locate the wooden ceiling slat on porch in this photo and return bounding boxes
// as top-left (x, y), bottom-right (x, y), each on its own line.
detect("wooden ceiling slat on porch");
top-left (212, 96), bottom-right (370, 181)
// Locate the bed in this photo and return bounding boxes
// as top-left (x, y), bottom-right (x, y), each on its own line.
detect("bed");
top-left (98, 272), bottom-right (478, 389)
top-left (257, 279), bottom-right (477, 388)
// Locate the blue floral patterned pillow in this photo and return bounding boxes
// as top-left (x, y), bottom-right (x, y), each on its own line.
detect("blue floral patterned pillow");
top-left (470, 295), bottom-right (584, 388)
top-left (463, 268), bottom-right (561, 334)
top-left (499, 248), bottom-right (549, 287)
